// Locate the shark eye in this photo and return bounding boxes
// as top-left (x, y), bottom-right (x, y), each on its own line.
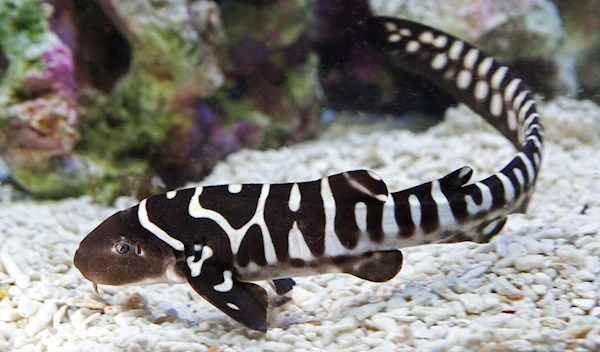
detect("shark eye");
top-left (115, 242), bottom-right (130, 254)
top-left (134, 242), bottom-right (142, 256)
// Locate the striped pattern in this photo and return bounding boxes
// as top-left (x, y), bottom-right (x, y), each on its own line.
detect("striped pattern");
top-left (75, 17), bottom-right (545, 332)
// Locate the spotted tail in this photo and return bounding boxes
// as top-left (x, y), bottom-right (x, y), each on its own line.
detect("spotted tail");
top-left (366, 17), bottom-right (544, 243)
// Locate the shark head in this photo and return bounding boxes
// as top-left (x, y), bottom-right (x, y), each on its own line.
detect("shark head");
top-left (74, 206), bottom-right (182, 290)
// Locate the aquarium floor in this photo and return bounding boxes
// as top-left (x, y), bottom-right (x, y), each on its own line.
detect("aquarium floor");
top-left (1, 97), bottom-right (599, 352)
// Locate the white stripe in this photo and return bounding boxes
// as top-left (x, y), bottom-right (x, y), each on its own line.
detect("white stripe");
top-left (166, 191), bottom-right (177, 199)
top-left (457, 70), bottom-right (472, 89)
top-left (288, 221), bottom-right (313, 261)
top-left (513, 91), bottom-right (528, 116)
top-left (477, 57), bottom-right (494, 77)
top-left (475, 80), bottom-right (489, 100)
top-left (419, 31), bottom-right (434, 44)
top-left (381, 197), bottom-right (397, 235)
top-left (518, 153), bottom-right (535, 185)
top-left (465, 182), bottom-right (493, 216)
top-left (345, 173), bottom-right (388, 202)
top-left (495, 172), bottom-right (515, 203)
top-left (138, 199), bottom-right (184, 251)
top-left (406, 40), bottom-right (420, 52)
top-left (408, 194), bottom-right (421, 228)
top-left (463, 48), bottom-right (479, 70)
top-left (491, 66), bottom-right (508, 90)
top-left (430, 181), bottom-right (455, 229)
top-left (518, 100), bottom-right (535, 123)
top-left (490, 93), bottom-right (503, 116)
top-left (448, 40), bottom-right (464, 60)
top-left (431, 53), bottom-right (448, 70)
top-left (504, 79), bottom-right (521, 102)
top-left (533, 152), bottom-right (541, 167)
top-left (187, 246), bottom-right (213, 278)
top-left (433, 35), bottom-right (447, 48)
top-left (388, 34), bottom-right (401, 43)
top-left (288, 183), bottom-right (301, 212)
top-left (227, 303), bottom-right (240, 311)
top-left (354, 202), bottom-right (368, 232)
top-left (321, 178), bottom-right (347, 256)
top-left (385, 22), bottom-right (398, 32)
top-left (213, 270), bottom-right (234, 292)
top-left (513, 168), bottom-right (525, 190)
top-left (507, 110), bottom-right (517, 131)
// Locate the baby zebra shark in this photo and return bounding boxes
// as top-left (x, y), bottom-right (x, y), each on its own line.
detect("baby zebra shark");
top-left (74, 16), bottom-right (544, 332)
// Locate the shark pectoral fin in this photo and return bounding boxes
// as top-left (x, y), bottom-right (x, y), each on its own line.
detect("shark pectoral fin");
top-left (270, 278), bottom-right (296, 295)
top-left (342, 250), bottom-right (403, 282)
top-left (186, 262), bottom-right (269, 332)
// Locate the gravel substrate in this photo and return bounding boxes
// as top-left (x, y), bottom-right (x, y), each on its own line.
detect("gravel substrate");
top-left (0, 97), bottom-right (599, 352)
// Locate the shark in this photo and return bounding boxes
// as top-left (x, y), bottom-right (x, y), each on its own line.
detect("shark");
top-left (74, 16), bottom-right (544, 332)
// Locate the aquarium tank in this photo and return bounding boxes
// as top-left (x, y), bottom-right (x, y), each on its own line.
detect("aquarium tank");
top-left (0, 0), bottom-right (599, 351)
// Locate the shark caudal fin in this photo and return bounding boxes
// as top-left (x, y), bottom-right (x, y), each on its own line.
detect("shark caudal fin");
top-left (365, 17), bottom-right (544, 244)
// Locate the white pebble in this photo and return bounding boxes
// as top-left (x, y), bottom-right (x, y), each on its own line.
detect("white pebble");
top-left (514, 255), bottom-right (548, 271)
top-left (0, 307), bottom-right (21, 322)
top-left (571, 299), bottom-right (596, 311)
top-left (556, 245), bottom-right (586, 266)
top-left (0, 252), bottom-right (30, 289)
top-left (25, 302), bottom-right (57, 336)
top-left (17, 297), bottom-right (42, 318)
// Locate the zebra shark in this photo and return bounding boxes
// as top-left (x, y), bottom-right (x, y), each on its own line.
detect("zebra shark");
top-left (74, 17), bottom-right (544, 332)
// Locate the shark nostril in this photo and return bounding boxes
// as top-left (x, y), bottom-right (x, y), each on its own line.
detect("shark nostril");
top-left (135, 242), bottom-right (142, 256)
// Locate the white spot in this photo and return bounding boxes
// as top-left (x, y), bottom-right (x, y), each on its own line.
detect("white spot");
top-left (138, 199), bottom-right (184, 251)
top-left (226, 303), bottom-right (240, 311)
top-left (491, 66), bottom-right (508, 90)
top-left (166, 191), bottom-right (177, 199)
top-left (400, 28), bottom-right (412, 37)
top-left (354, 202), bottom-right (368, 232)
top-left (186, 246), bottom-right (213, 278)
top-left (465, 182), bottom-right (493, 216)
top-left (475, 80), bottom-right (489, 100)
top-left (418, 31), bottom-right (434, 44)
top-left (463, 48), bottom-right (479, 70)
top-left (385, 22), bottom-right (398, 32)
top-left (513, 91), bottom-right (528, 115)
top-left (213, 270), bottom-right (234, 292)
top-left (406, 40), bottom-right (420, 52)
top-left (482, 218), bottom-right (503, 237)
top-left (448, 40), bottom-right (464, 60)
top-left (228, 184), bottom-right (243, 194)
top-left (288, 183), bottom-right (301, 212)
top-left (188, 185), bottom-right (277, 264)
top-left (430, 181), bottom-right (455, 229)
top-left (490, 93), bottom-right (503, 116)
top-left (288, 221), bottom-right (313, 261)
top-left (431, 53), bottom-right (448, 70)
top-left (321, 178), bottom-right (347, 256)
top-left (495, 172), bottom-right (515, 203)
top-left (433, 35), bottom-right (448, 48)
top-left (408, 194), bottom-right (421, 228)
top-left (504, 79), bottom-right (521, 103)
top-left (518, 100), bottom-right (535, 123)
top-left (388, 34), bottom-right (401, 43)
top-left (457, 70), bottom-right (472, 89)
top-left (367, 170), bottom-right (382, 181)
top-left (477, 57), bottom-right (494, 77)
